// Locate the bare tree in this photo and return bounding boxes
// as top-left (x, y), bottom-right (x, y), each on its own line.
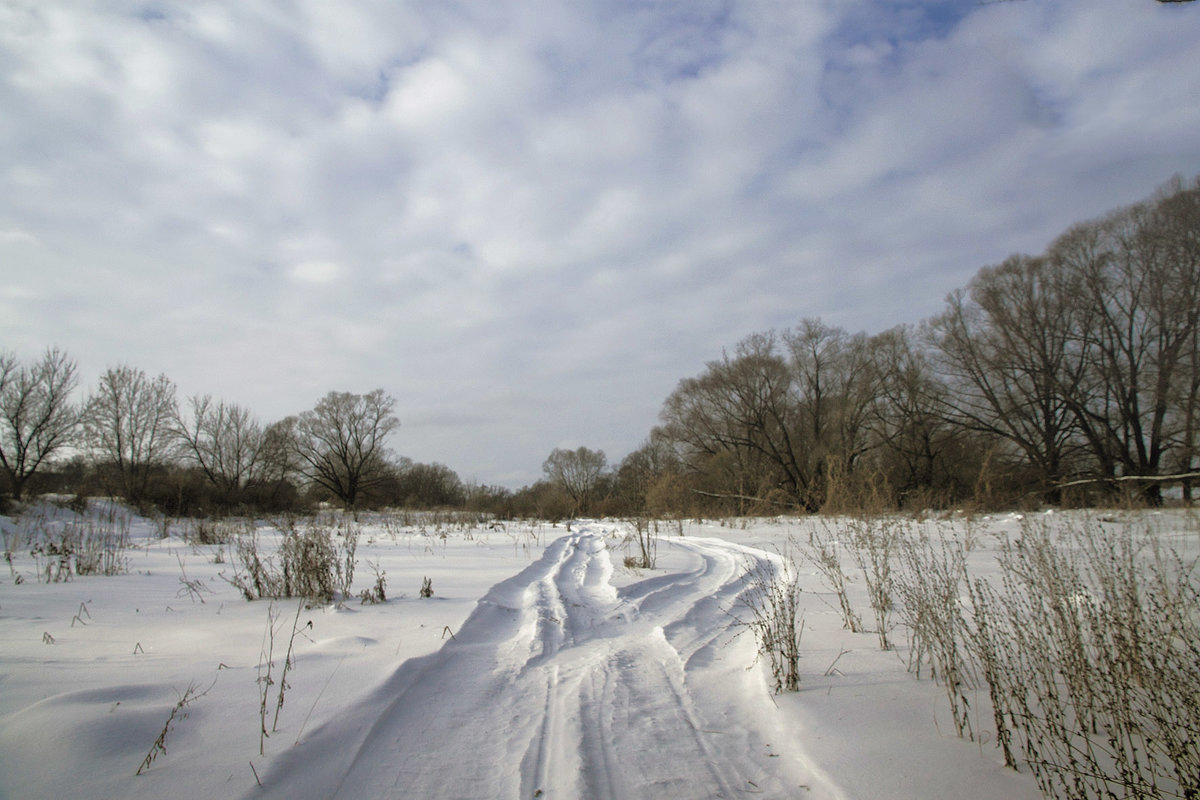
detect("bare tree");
top-left (0, 348), bottom-right (79, 501)
top-left (645, 179), bottom-right (1200, 510)
top-left (1178, 313), bottom-right (1200, 502)
top-left (658, 323), bottom-right (879, 512)
top-left (921, 177), bottom-right (1200, 504)
top-left (174, 395), bottom-right (268, 504)
top-left (868, 325), bottom-right (967, 504)
top-left (1048, 178), bottom-right (1200, 502)
top-left (1159, 181), bottom-right (1200, 502)
top-left (659, 333), bottom-right (801, 507)
top-left (84, 365), bottom-right (178, 503)
top-left (392, 458), bottom-right (465, 507)
top-left (783, 320), bottom-right (879, 495)
top-left (930, 255), bottom-right (1086, 501)
top-left (614, 431), bottom-right (683, 513)
top-left (286, 389), bottom-right (399, 508)
top-left (257, 417), bottom-right (301, 504)
top-left (542, 446), bottom-right (608, 513)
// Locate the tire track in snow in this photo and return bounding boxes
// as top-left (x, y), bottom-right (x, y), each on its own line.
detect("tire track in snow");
top-left (250, 527), bottom-right (843, 800)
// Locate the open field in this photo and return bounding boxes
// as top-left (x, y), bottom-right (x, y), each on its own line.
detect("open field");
top-left (1, 503), bottom-right (1196, 799)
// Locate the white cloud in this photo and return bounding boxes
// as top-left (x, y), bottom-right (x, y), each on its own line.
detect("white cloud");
top-left (289, 260), bottom-right (343, 285)
top-left (0, 228), bottom-right (39, 246)
top-left (1, 0), bottom-right (1199, 486)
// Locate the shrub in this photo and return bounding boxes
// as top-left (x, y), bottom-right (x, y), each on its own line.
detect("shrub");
top-left (186, 518), bottom-right (248, 546)
top-left (740, 551), bottom-right (804, 693)
top-left (225, 516), bottom-right (360, 603)
top-left (968, 518), bottom-right (1200, 799)
top-left (625, 517), bottom-right (658, 569)
top-left (15, 500), bottom-right (131, 580)
top-left (359, 559), bottom-right (386, 604)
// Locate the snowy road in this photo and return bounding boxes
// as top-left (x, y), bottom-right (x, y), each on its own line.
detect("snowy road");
top-left (251, 527), bottom-right (841, 799)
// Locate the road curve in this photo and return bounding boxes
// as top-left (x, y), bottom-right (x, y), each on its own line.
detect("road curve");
top-left (250, 526), bottom-right (843, 800)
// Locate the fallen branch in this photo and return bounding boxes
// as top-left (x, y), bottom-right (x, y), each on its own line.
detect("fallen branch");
top-left (1053, 471), bottom-right (1200, 489)
top-left (689, 489), bottom-right (795, 508)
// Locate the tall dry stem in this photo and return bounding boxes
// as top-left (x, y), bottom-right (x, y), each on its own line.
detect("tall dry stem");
top-left (801, 524), bottom-right (862, 633)
top-left (895, 526), bottom-right (976, 739)
top-left (847, 517), bottom-right (898, 650)
top-left (970, 517), bottom-right (1200, 799)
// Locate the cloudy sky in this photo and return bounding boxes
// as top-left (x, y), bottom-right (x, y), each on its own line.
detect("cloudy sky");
top-left (2, 0), bottom-right (1199, 488)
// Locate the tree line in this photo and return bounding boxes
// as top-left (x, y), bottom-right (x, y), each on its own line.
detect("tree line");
top-left (0, 359), bottom-right (482, 514)
top-left (485, 177), bottom-right (1200, 517)
top-left (3, 176), bottom-right (1197, 517)
top-left (611, 175), bottom-right (1199, 514)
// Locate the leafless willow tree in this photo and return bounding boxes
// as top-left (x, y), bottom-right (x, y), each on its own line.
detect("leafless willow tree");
top-left (1046, 178), bottom-right (1200, 502)
top-left (174, 395), bottom-right (270, 504)
top-left (614, 431), bottom-right (684, 513)
top-left (0, 348), bottom-right (79, 500)
top-left (923, 176), bottom-right (1200, 504)
top-left (84, 365), bottom-right (178, 503)
top-left (788, 320), bottom-right (880, 480)
top-left (930, 255), bottom-right (1087, 501)
top-left (658, 323), bottom-right (879, 511)
top-left (659, 332), bottom-right (801, 507)
top-left (284, 389), bottom-right (399, 508)
top-left (1148, 181), bottom-right (1200, 500)
top-left (646, 179), bottom-right (1200, 512)
top-left (867, 325), bottom-right (966, 503)
top-left (391, 458), bottom-right (465, 507)
top-left (542, 446), bottom-right (608, 513)
top-left (1177, 309), bottom-right (1200, 501)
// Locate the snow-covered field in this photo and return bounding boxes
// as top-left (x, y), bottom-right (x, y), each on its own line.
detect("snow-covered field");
top-left (1, 504), bottom-right (1195, 799)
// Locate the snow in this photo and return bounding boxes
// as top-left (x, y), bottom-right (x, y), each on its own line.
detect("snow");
top-left (1, 504), bottom-right (1193, 799)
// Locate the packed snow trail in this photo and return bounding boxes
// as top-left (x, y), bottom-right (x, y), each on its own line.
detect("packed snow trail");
top-left (250, 527), bottom-right (844, 800)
